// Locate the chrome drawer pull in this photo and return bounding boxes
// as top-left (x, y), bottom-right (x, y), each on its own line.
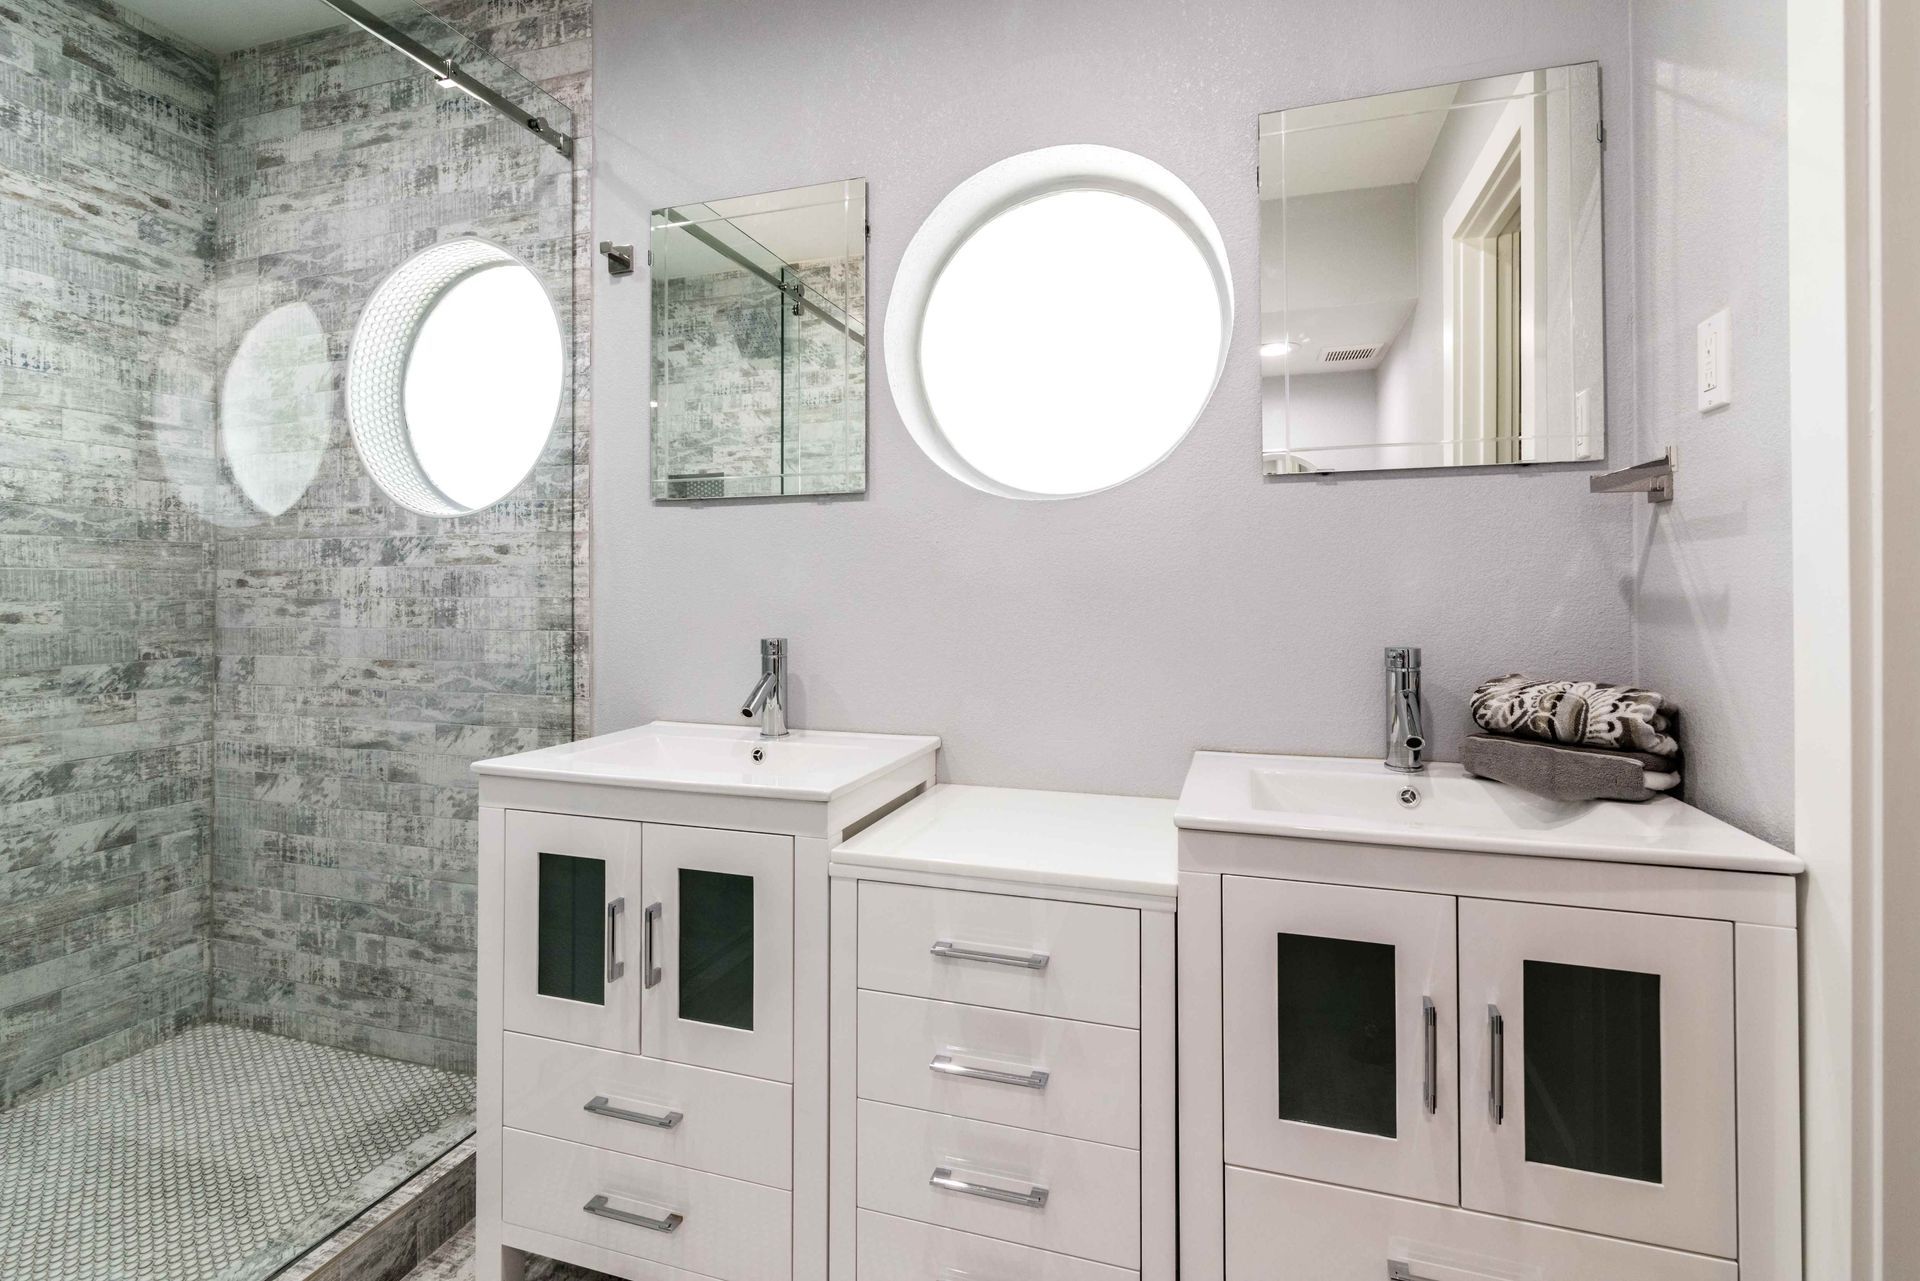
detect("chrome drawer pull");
top-left (929, 1167), bottom-right (1049, 1208)
top-left (583, 1193), bottom-right (683, 1233)
top-left (1422, 997), bottom-right (1437, 1115)
top-left (583, 1095), bottom-right (684, 1129)
top-left (930, 939), bottom-right (1050, 970)
top-left (1488, 1004), bottom-right (1506, 1125)
top-left (606, 898), bottom-right (626, 982)
top-left (643, 901), bottom-right (663, 988)
top-left (930, 1053), bottom-right (1050, 1090)
top-left (1388, 1258), bottom-right (1506, 1281)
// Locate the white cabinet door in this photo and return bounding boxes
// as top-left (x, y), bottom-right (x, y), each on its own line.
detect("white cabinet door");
top-left (503, 810), bottom-right (643, 1052)
top-left (1458, 898), bottom-right (1737, 1258)
top-left (639, 823), bottom-right (794, 1082)
top-left (1222, 878), bottom-right (1458, 1206)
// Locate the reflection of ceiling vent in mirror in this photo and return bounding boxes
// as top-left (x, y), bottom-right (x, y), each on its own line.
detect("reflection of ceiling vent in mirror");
top-left (1322, 345), bottom-right (1380, 364)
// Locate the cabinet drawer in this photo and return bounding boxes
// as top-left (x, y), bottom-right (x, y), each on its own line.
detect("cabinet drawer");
top-left (502, 1032), bottom-right (791, 1188)
top-left (858, 882), bottom-right (1140, 1027)
top-left (858, 1209), bottom-right (1137, 1281)
top-left (1224, 1166), bottom-right (1736, 1281)
top-left (857, 990), bottom-right (1140, 1148)
top-left (856, 1100), bottom-right (1140, 1270)
top-left (501, 1128), bottom-right (791, 1281)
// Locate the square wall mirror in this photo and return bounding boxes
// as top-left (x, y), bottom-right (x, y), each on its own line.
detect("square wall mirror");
top-left (651, 179), bottom-right (867, 500)
top-left (1259, 64), bottom-right (1604, 475)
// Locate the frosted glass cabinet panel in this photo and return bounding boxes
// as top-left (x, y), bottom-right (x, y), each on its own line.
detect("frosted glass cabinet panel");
top-left (640, 823), bottom-right (795, 1082)
top-left (1459, 899), bottom-right (1737, 1258)
top-left (503, 811), bottom-right (644, 1052)
top-left (1222, 878), bottom-right (1459, 1205)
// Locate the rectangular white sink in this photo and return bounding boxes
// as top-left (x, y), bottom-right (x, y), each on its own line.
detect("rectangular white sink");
top-left (1176, 751), bottom-right (1802, 872)
top-left (473, 721), bottom-right (941, 802)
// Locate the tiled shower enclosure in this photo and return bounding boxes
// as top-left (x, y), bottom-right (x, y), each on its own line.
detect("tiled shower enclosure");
top-left (0, 0), bottom-right (589, 1276)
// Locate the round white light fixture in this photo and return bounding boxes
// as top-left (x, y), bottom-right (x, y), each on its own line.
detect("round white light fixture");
top-left (347, 237), bottom-right (563, 517)
top-left (886, 145), bottom-right (1233, 500)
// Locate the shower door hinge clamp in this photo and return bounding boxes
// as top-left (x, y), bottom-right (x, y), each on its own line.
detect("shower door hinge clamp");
top-left (599, 242), bottom-right (635, 277)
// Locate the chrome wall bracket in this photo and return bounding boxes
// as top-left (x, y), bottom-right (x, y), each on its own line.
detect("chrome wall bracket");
top-left (1590, 446), bottom-right (1676, 504)
top-left (599, 242), bottom-right (635, 277)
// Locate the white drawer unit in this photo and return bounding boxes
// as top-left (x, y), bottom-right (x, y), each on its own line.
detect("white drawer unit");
top-left (502, 1032), bottom-right (793, 1188)
top-left (856, 989), bottom-right (1141, 1147)
top-left (501, 1128), bottom-right (793, 1281)
top-left (856, 1099), bottom-right (1143, 1269)
top-left (1176, 751), bottom-right (1805, 1281)
top-left (857, 881), bottom-right (1142, 1027)
top-left (857, 1210), bottom-right (1139, 1281)
top-left (1224, 1166), bottom-right (1737, 1281)
top-left (831, 784), bottom-right (1179, 1281)
top-left (474, 720), bottom-right (940, 1281)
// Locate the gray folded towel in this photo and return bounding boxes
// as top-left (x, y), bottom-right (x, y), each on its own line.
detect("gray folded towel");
top-left (1470, 674), bottom-right (1679, 759)
top-left (1461, 733), bottom-right (1681, 804)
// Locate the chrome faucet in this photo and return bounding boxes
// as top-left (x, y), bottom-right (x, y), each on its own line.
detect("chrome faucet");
top-left (739, 637), bottom-right (789, 739)
top-left (1385, 646), bottom-right (1426, 773)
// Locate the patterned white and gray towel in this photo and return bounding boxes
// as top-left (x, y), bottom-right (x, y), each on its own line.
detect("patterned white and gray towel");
top-left (1470, 674), bottom-right (1679, 759)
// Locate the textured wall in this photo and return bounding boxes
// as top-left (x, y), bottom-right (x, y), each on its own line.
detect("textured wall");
top-left (593, 0), bottom-right (1639, 797)
top-left (0, 0), bottom-right (216, 1105)
top-left (1626, 0), bottom-right (1792, 847)
top-left (204, 1), bottom-right (591, 1072)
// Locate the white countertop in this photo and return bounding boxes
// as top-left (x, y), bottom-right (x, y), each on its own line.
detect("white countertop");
top-left (1176, 751), bottom-right (1804, 875)
top-left (471, 721), bottom-right (940, 802)
top-left (832, 784), bottom-right (1179, 898)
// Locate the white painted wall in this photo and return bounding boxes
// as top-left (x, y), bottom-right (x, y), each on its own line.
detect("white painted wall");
top-left (1627, 0), bottom-right (1795, 848)
top-left (1262, 371), bottom-right (1378, 457)
top-left (1263, 184), bottom-right (1416, 314)
top-left (591, 0), bottom-right (1640, 797)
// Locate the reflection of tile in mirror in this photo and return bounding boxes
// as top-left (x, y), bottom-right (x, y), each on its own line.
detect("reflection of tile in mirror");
top-left (650, 180), bottom-right (868, 500)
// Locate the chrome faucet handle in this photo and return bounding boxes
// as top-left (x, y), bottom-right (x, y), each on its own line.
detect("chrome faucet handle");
top-left (1385, 645), bottom-right (1426, 773)
top-left (742, 637), bottom-right (790, 739)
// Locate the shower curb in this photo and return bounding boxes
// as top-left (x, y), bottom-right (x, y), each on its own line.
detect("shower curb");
top-left (276, 1138), bottom-right (477, 1281)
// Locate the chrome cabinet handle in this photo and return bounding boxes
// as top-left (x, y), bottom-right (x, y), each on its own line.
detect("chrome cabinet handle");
top-left (583, 1193), bottom-right (682, 1233)
top-left (1422, 997), bottom-right (1437, 1115)
top-left (929, 940), bottom-right (1050, 970)
top-left (929, 1167), bottom-right (1049, 1208)
top-left (606, 898), bottom-right (626, 982)
top-left (1488, 1003), bottom-right (1505, 1125)
top-left (584, 1095), bottom-right (683, 1129)
top-left (930, 1053), bottom-right (1050, 1090)
top-left (643, 901), bottom-right (663, 988)
top-left (1388, 1258), bottom-right (1508, 1281)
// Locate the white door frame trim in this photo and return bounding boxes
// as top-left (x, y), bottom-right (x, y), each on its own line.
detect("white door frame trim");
top-left (1787, 0), bottom-right (1884, 1274)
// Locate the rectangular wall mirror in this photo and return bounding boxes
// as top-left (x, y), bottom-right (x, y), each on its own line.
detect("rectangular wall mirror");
top-left (651, 178), bottom-right (867, 499)
top-left (1259, 64), bottom-right (1604, 475)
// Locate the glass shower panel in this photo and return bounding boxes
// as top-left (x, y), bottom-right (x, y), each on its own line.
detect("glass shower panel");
top-left (0, 0), bottom-right (579, 1276)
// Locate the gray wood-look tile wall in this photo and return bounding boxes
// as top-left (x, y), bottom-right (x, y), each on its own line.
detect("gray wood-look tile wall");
top-left (0, 0), bottom-right (591, 1101)
top-left (0, 0), bottom-right (220, 1107)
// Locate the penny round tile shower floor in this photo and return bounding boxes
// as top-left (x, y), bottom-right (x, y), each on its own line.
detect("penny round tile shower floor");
top-left (0, 1024), bottom-right (474, 1281)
